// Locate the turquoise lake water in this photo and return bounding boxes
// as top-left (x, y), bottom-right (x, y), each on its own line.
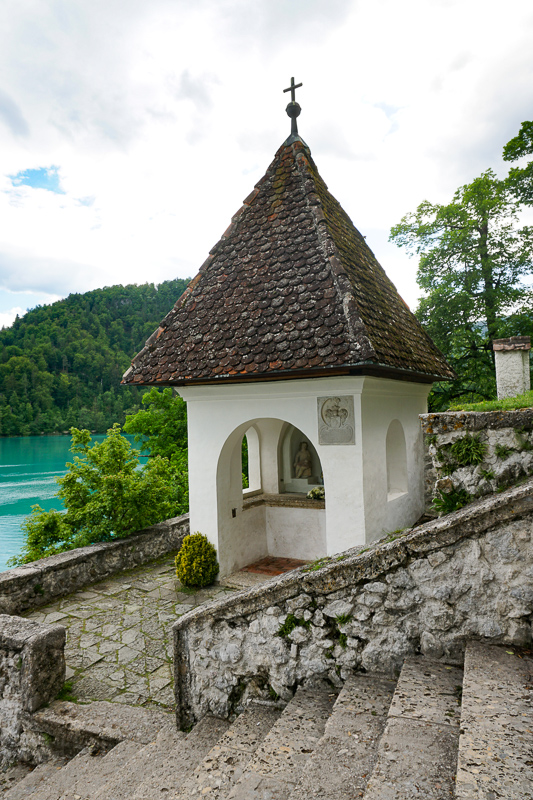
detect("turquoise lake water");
top-left (0, 435), bottom-right (145, 573)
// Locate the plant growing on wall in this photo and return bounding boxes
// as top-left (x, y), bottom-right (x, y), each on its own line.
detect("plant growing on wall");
top-left (432, 487), bottom-right (471, 515)
top-left (495, 444), bottom-right (513, 460)
top-left (449, 434), bottom-right (487, 466)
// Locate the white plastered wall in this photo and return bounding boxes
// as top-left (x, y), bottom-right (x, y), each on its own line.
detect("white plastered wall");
top-left (179, 375), bottom-right (429, 576)
top-left (360, 378), bottom-right (430, 541)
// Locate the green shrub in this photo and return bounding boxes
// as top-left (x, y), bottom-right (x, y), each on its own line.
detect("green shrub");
top-left (449, 434), bottom-right (487, 466)
top-left (175, 533), bottom-right (219, 588)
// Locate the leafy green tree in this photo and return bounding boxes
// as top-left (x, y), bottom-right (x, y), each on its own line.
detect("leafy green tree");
top-left (0, 278), bottom-right (189, 436)
top-left (390, 169), bottom-right (533, 408)
top-left (9, 425), bottom-right (185, 565)
top-left (503, 120), bottom-right (533, 205)
top-left (124, 387), bottom-right (187, 458)
top-left (124, 387), bottom-right (189, 511)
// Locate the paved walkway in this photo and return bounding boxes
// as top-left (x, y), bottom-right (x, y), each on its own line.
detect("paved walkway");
top-left (24, 555), bottom-right (234, 711)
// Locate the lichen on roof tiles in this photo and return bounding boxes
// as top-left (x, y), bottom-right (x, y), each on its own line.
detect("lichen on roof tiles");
top-left (123, 138), bottom-right (455, 387)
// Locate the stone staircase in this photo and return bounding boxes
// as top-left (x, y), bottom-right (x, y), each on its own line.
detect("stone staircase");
top-left (3, 642), bottom-right (532, 800)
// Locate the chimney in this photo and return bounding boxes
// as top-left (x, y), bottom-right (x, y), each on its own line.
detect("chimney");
top-left (492, 336), bottom-right (531, 399)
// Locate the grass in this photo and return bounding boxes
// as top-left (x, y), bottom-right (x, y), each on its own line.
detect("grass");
top-left (448, 389), bottom-right (533, 413)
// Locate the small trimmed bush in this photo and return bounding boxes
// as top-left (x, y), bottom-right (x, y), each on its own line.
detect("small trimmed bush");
top-left (175, 532), bottom-right (219, 588)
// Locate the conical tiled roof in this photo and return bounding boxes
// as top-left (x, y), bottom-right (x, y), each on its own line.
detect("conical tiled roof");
top-left (122, 139), bottom-right (455, 387)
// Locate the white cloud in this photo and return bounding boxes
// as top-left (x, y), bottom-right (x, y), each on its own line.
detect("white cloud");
top-left (0, 0), bottom-right (531, 322)
top-left (0, 307), bottom-right (26, 329)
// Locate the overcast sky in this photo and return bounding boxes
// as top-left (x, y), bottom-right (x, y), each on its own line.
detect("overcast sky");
top-left (0, 0), bottom-right (532, 329)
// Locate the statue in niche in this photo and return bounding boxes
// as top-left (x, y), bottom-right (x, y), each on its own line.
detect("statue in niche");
top-left (293, 441), bottom-right (313, 478)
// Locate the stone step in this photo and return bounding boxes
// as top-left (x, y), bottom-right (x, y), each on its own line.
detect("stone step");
top-left (362, 656), bottom-right (463, 799)
top-left (12, 749), bottom-right (106, 800)
top-left (169, 705), bottom-right (281, 800)
top-left (31, 700), bottom-right (176, 754)
top-left (92, 714), bottom-right (229, 800)
top-left (288, 673), bottom-right (396, 800)
top-left (0, 763), bottom-right (33, 796)
top-left (2, 758), bottom-right (69, 800)
top-left (455, 641), bottom-right (533, 799)
top-left (58, 739), bottom-right (144, 800)
top-left (223, 680), bottom-right (337, 800)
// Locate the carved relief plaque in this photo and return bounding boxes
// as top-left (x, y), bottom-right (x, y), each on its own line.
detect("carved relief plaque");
top-left (317, 396), bottom-right (355, 445)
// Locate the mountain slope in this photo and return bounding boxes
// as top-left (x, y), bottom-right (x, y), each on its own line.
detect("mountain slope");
top-left (0, 279), bottom-right (188, 436)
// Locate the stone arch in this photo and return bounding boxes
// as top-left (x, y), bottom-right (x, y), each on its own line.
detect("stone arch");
top-left (386, 419), bottom-right (408, 501)
top-left (216, 417), bottom-right (326, 576)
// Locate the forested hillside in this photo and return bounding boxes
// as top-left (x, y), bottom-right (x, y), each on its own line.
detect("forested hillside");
top-left (0, 279), bottom-right (189, 436)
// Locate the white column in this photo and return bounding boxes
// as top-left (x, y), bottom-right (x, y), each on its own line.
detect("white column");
top-left (493, 337), bottom-right (531, 399)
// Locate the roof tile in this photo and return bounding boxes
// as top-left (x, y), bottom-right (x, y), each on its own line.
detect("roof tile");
top-left (123, 139), bottom-right (455, 386)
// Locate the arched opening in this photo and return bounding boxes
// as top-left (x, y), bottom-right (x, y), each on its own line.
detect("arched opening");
top-left (216, 417), bottom-right (326, 576)
top-left (242, 425), bottom-right (261, 494)
top-left (278, 423), bottom-right (323, 494)
top-left (386, 419), bottom-right (408, 501)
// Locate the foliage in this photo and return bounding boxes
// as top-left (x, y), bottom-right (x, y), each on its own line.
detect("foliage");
top-left (123, 386), bottom-right (189, 514)
top-left (390, 166), bottom-right (533, 411)
top-left (448, 389), bottom-right (533, 413)
top-left (495, 444), bottom-right (513, 460)
top-left (302, 556), bottom-right (332, 572)
top-left (383, 528), bottom-right (409, 542)
top-left (449, 434), bottom-right (487, 466)
top-left (56, 681), bottom-right (78, 703)
top-left (9, 425), bottom-right (184, 565)
top-left (175, 532), bottom-right (219, 588)
top-left (335, 613), bottom-right (352, 625)
top-left (503, 120), bottom-right (533, 206)
top-left (276, 613), bottom-right (310, 639)
top-left (124, 387), bottom-right (187, 458)
top-left (0, 278), bottom-right (189, 436)
top-left (432, 487), bottom-right (471, 515)
top-left (307, 486), bottom-right (325, 500)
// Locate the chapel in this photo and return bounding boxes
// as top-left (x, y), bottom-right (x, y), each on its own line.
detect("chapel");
top-left (122, 81), bottom-right (455, 577)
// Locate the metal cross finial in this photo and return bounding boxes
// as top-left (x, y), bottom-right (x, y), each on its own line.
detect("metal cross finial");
top-left (283, 77), bottom-right (303, 139)
top-left (283, 77), bottom-right (302, 102)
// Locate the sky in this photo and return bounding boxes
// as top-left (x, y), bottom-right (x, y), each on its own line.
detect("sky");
top-left (1, 0), bottom-right (533, 329)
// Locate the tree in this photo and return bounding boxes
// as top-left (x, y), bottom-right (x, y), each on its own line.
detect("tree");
top-left (124, 386), bottom-right (189, 511)
top-left (9, 425), bottom-right (185, 565)
top-left (390, 169), bottom-right (533, 408)
top-left (124, 387), bottom-right (187, 459)
top-left (503, 120), bottom-right (533, 205)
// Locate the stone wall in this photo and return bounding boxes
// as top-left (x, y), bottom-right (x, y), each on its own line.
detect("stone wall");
top-left (0, 615), bottom-right (65, 767)
top-left (0, 514), bottom-right (190, 617)
top-left (421, 409), bottom-right (533, 507)
top-left (173, 480), bottom-right (533, 727)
